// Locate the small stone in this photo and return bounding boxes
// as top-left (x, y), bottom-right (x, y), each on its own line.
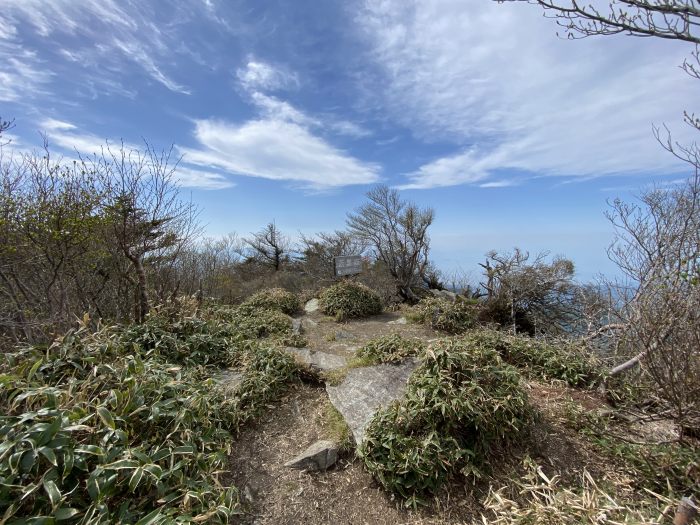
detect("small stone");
top-left (217, 370), bottom-right (243, 392)
top-left (388, 317), bottom-right (407, 325)
top-left (284, 440), bottom-right (339, 471)
top-left (304, 298), bottom-right (320, 313)
top-left (334, 329), bottom-right (355, 341)
top-left (242, 483), bottom-right (258, 502)
top-left (292, 318), bottom-right (302, 335)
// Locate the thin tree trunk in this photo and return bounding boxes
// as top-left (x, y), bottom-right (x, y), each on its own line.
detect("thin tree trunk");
top-left (126, 251), bottom-right (149, 323)
top-left (0, 269), bottom-right (32, 341)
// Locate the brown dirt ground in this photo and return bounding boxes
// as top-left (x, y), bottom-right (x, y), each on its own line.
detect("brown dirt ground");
top-left (300, 307), bottom-right (437, 358)
top-left (224, 384), bottom-right (480, 525)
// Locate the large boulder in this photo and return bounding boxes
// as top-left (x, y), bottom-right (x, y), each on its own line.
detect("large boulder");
top-left (326, 360), bottom-right (418, 445)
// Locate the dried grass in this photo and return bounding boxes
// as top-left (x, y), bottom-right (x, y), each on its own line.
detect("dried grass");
top-left (481, 459), bottom-right (676, 524)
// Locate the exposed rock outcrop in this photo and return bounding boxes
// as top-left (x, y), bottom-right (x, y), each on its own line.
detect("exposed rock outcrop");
top-left (326, 360), bottom-right (418, 445)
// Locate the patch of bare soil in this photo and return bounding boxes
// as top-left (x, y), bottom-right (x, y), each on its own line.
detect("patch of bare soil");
top-left (523, 380), bottom-right (639, 486)
top-left (225, 384), bottom-right (477, 525)
top-left (302, 308), bottom-right (437, 358)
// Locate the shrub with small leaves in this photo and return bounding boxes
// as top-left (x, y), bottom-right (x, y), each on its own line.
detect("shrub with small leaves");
top-left (462, 329), bottom-right (603, 388)
top-left (406, 297), bottom-right (477, 334)
top-left (359, 338), bottom-right (533, 506)
top-left (121, 315), bottom-right (241, 367)
top-left (223, 304), bottom-right (292, 339)
top-left (318, 280), bottom-right (382, 321)
top-left (0, 311), bottom-right (301, 523)
top-left (242, 288), bottom-right (300, 315)
top-left (355, 334), bottom-right (425, 365)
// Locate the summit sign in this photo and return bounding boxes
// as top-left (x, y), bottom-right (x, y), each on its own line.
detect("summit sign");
top-left (334, 255), bottom-right (363, 277)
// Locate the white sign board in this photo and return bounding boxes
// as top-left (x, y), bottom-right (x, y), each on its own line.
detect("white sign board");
top-left (334, 255), bottom-right (363, 277)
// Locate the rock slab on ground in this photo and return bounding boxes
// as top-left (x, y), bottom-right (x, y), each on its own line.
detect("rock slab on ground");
top-left (387, 317), bottom-right (407, 325)
top-left (284, 440), bottom-right (339, 471)
top-left (304, 298), bottom-right (319, 313)
top-left (284, 347), bottom-right (348, 372)
top-left (326, 360), bottom-right (418, 445)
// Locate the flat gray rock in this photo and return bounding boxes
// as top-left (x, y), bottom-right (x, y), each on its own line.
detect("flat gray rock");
top-left (326, 360), bottom-right (419, 445)
top-left (292, 318), bottom-right (302, 335)
top-left (388, 317), bottom-right (407, 325)
top-left (329, 343), bottom-right (359, 354)
top-left (304, 298), bottom-right (320, 313)
top-left (284, 440), bottom-right (339, 471)
top-left (284, 347), bottom-right (348, 372)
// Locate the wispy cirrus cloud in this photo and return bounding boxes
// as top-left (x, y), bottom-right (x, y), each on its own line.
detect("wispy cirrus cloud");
top-left (0, 0), bottom-right (201, 99)
top-left (37, 118), bottom-right (233, 190)
top-left (179, 118), bottom-right (379, 189)
top-left (0, 35), bottom-right (53, 102)
top-left (357, 0), bottom-right (695, 189)
top-left (236, 60), bottom-right (299, 92)
top-left (238, 60), bottom-right (372, 139)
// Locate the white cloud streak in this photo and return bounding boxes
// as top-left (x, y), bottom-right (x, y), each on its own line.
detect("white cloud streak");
top-left (239, 60), bottom-right (372, 139)
top-left (236, 60), bottom-right (298, 92)
top-left (36, 119), bottom-right (233, 190)
top-left (179, 118), bottom-right (380, 189)
top-left (357, 0), bottom-right (696, 189)
top-left (0, 39), bottom-right (53, 102)
top-left (1, 0), bottom-right (194, 98)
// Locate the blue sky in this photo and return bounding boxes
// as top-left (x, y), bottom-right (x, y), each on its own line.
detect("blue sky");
top-left (1, 0), bottom-right (695, 281)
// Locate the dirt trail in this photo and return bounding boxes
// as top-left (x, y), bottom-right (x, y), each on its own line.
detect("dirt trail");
top-left (224, 308), bottom-right (618, 524)
top-left (225, 310), bottom-right (479, 524)
top-left (226, 384), bottom-right (421, 524)
top-left (302, 308), bottom-right (435, 357)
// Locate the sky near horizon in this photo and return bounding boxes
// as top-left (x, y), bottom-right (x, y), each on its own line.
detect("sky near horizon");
top-left (1, 0), bottom-right (695, 281)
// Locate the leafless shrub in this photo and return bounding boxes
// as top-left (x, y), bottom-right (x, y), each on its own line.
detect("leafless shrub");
top-left (347, 184), bottom-right (434, 302)
top-left (479, 248), bottom-right (577, 335)
top-left (606, 173), bottom-right (700, 431)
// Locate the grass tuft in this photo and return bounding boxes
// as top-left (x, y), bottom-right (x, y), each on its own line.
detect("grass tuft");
top-left (359, 337), bottom-right (533, 507)
top-left (242, 287), bottom-right (301, 315)
top-left (318, 281), bottom-right (382, 321)
top-left (406, 297), bottom-right (477, 334)
top-left (0, 305), bottom-right (301, 523)
top-left (354, 334), bottom-right (425, 365)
